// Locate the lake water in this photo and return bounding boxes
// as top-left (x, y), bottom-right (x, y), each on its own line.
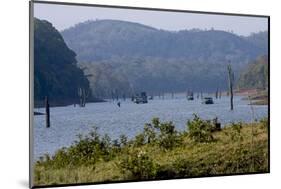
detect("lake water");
top-left (33, 95), bottom-right (268, 159)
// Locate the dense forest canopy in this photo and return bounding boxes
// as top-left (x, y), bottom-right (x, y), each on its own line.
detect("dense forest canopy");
top-left (237, 55), bottom-right (268, 90)
top-left (62, 19), bottom-right (264, 63)
top-left (243, 31), bottom-right (268, 54)
top-left (61, 19), bottom-right (268, 98)
top-left (34, 18), bottom-right (90, 106)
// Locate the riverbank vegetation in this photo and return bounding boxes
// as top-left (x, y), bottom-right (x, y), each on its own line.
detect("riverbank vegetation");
top-left (34, 115), bottom-right (268, 186)
top-left (237, 55), bottom-right (268, 91)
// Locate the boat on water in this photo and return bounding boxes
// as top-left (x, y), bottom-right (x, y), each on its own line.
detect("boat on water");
top-left (186, 91), bottom-right (194, 101)
top-left (133, 92), bottom-right (148, 104)
top-left (34, 111), bottom-right (44, 115)
top-left (187, 95), bottom-right (194, 100)
top-left (202, 97), bottom-right (214, 104)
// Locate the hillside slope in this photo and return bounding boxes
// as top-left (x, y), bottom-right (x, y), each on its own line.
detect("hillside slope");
top-left (61, 19), bottom-right (267, 96)
top-left (243, 31), bottom-right (268, 54)
top-left (34, 18), bottom-right (90, 106)
top-left (62, 19), bottom-right (263, 63)
top-left (237, 55), bottom-right (268, 90)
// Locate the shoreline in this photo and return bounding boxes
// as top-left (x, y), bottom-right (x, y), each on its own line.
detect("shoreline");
top-left (34, 98), bottom-right (106, 108)
top-left (235, 89), bottom-right (268, 105)
top-left (33, 115), bottom-right (268, 160)
top-left (33, 117), bottom-right (268, 185)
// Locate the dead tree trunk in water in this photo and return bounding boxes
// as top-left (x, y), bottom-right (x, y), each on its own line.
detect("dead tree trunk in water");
top-left (111, 91), bottom-right (115, 101)
top-left (215, 88), bottom-right (218, 99)
top-left (227, 64), bottom-right (234, 110)
top-left (78, 87), bottom-right (83, 106)
top-left (45, 96), bottom-right (50, 128)
top-left (78, 87), bottom-right (89, 107)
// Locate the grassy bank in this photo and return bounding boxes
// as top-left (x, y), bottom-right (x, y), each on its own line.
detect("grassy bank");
top-left (34, 116), bottom-right (268, 186)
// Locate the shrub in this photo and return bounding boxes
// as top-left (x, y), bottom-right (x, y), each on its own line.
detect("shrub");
top-left (143, 123), bottom-right (156, 144)
top-left (172, 158), bottom-right (192, 177)
top-left (100, 134), bottom-right (113, 161)
top-left (133, 133), bottom-right (146, 147)
top-left (155, 158), bottom-right (192, 179)
top-left (146, 118), bottom-right (182, 149)
top-left (119, 134), bottom-right (128, 146)
top-left (118, 150), bottom-right (158, 179)
top-left (229, 122), bottom-right (243, 142)
top-left (187, 114), bottom-right (215, 143)
top-left (51, 148), bottom-right (73, 168)
top-left (157, 121), bottom-right (180, 149)
top-left (259, 117), bottom-right (268, 130)
top-left (155, 164), bottom-right (177, 179)
top-left (112, 139), bottom-right (120, 147)
top-left (37, 127), bottom-right (119, 168)
top-left (66, 127), bottom-right (105, 165)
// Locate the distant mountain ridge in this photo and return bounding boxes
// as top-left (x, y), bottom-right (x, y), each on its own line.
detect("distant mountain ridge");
top-left (62, 19), bottom-right (264, 63)
top-left (60, 19), bottom-right (268, 96)
top-left (243, 31), bottom-right (268, 54)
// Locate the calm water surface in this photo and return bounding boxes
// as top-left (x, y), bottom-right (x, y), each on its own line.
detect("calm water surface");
top-left (33, 95), bottom-right (267, 159)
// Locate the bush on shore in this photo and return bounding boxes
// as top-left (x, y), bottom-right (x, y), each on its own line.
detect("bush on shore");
top-left (34, 115), bottom-right (269, 186)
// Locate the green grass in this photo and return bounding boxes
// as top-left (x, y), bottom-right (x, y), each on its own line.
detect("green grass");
top-left (34, 116), bottom-right (268, 186)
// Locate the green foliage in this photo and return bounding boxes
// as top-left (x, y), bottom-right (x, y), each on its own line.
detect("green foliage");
top-left (79, 62), bottom-right (132, 98)
top-left (119, 150), bottom-right (158, 180)
top-left (133, 133), bottom-right (146, 147)
top-left (171, 158), bottom-right (192, 177)
top-left (133, 158), bottom-right (193, 180)
top-left (259, 117), bottom-right (268, 130)
top-left (34, 119), bottom-right (268, 185)
top-left (34, 18), bottom-right (90, 106)
top-left (37, 127), bottom-right (119, 169)
top-left (187, 114), bottom-right (215, 143)
top-left (244, 31), bottom-right (268, 53)
top-left (237, 55), bottom-right (268, 90)
top-left (144, 118), bottom-right (181, 149)
top-left (229, 122), bottom-right (243, 142)
top-left (132, 118), bottom-right (181, 149)
top-left (143, 123), bottom-right (157, 144)
top-left (155, 158), bottom-right (197, 179)
top-left (156, 120), bottom-right (180, 149)
top-left (119, 134), bottom-right (128, 147)
top-left (62, 20), bottom-right (267, 95)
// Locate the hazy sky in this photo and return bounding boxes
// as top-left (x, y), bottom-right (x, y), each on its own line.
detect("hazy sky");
top-left (34, 2), bottom-right (268, 36)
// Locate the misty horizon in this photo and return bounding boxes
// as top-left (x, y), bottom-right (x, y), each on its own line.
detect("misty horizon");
top-left (65, 19), bottom-right (269, 36)
top-left (34, 2), bottom-right (268, 37)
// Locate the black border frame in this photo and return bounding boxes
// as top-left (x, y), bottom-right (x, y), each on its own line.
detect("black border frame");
top-left (29, 0), bottom-right (270, 188)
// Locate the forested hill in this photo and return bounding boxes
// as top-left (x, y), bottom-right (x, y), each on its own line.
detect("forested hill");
top-left (61, 19), bottom-right (268, 97)
top-left (243, 31), bottom-right (268, 54)
top-left (237, 55), bottom-right (268, 90)
top-left (34, 18), bottom-right (90, 106)
top-left (62, 19), bottom-right (264, 63)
